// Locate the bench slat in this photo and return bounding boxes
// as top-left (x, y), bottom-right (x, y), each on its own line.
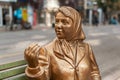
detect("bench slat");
top-left (0, 60), bottom-right (27, 71)
top-left (0, 66), bottom-right (26, 79)
top-left (12, 75), bottom-right (28, 80)
top-left (5, 74), bottom-right (28, 80)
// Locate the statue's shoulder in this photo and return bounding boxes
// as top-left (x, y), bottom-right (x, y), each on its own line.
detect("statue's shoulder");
top-left (78, 41), bottom-right (91, 49)
top-left (82, 42), bottom-right (93, 51)
top-left (79, 41), bottom-right (89, 46)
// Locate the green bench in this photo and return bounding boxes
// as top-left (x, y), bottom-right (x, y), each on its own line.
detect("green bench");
top-left (0, 60), bottom-right (28, 80)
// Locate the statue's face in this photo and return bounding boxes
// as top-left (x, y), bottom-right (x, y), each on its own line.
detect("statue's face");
top-left (55, 12), bottom-right (73, 40)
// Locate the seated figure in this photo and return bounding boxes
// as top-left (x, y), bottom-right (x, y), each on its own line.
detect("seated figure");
top-left (24, 6), bottom-right (101, 80)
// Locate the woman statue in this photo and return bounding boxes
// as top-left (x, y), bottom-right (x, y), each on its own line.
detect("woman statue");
top-left (24, 6), bottom-right (101, 80)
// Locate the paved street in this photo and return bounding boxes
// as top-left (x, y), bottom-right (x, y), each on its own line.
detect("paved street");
top-left (0, 25), bottom-right (120, 80)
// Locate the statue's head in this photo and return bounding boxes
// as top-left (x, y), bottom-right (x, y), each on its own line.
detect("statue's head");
top-left (55, 6), bottom-right (85, 41)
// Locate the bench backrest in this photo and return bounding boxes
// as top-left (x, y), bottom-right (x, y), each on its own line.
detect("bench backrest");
top-left (0, 60), bottom-right (28, 80)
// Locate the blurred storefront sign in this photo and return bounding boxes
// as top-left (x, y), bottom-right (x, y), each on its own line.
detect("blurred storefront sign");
top-left (27, 4), bottom-right (33, 25)
top-left (0, 0), bottom-right (17, 2)
top-left (86, 0), bottom-right (96, 9)
top-left (22, 8), bottom-right (28, 22)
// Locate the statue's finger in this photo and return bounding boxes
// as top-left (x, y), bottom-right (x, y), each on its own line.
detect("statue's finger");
top-left (28, 43), bottom-right (38, 50)
top-left (26, 46), bottom-right (39, 59)
top-left (29, 44), bottom-right (40, 53)
top-left (24, 49), bottom-right (30, 60)
top-left (29, 52), bottom-right (35, 58)
top-left (24, 49), bottom-right (29, 56)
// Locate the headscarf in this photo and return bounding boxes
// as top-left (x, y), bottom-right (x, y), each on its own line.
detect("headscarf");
top-left (55, 6), bottom-right (86, 41)
top-left (53, 7), bottom-right (86, 68)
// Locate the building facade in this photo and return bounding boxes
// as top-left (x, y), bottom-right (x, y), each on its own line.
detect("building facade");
top-left (0, 1), bottom-right (15, 27)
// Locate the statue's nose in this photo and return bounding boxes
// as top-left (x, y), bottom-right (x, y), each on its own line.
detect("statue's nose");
top-left (56, 23), bottom-right (62, 28)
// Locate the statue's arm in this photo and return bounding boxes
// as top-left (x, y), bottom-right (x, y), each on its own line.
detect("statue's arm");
top-left (24, 43), bottom-right (50, 80)
top-left (88, 45), bottom-right (101, 80)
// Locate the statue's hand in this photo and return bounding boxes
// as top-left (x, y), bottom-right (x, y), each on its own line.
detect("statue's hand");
top-left (24, 43), bottom-right (40, 68)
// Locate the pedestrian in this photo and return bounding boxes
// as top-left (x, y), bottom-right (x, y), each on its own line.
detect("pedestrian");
top-left (24, 6), bottom-right (101, 80)
top-left (5, 12), bottom-right (11, 30)
top-left (92, 10), bottom-right (99, 26)
top-left (109, 16), bottom-right (119, 25)
top-left (33, 9), bottom-right (37, 27)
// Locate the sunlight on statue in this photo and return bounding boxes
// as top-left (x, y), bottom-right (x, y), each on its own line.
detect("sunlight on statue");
top-left (24, 6), bottom-right (101, 80)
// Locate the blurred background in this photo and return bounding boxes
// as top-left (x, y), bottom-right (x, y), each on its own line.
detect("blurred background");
top-left (0, 0), bottom-right (120, 80)
top-left (0, 0), bottom-right (120, 29)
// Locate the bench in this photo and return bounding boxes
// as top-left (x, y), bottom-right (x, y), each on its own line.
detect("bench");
top-left (0, 60), bottom-right (28, 80)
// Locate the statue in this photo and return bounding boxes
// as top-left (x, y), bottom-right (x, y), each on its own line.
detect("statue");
top-left (24, 6), bottom-right (101, 80)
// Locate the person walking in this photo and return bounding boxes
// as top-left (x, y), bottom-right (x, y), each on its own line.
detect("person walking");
top-left (5, 12), bottom-right (11, 30)
top-left (92, 10), bottom-right (99, 26)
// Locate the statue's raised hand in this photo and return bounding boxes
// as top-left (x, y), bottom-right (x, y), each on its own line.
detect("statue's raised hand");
top-left (24, 43), bottom-right (40, 68)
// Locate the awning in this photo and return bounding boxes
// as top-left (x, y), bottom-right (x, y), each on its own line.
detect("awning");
top-left (0, 0), bottom-right (17, 2)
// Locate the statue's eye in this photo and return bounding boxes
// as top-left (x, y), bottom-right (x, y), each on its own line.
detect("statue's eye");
top-left (55, 19), bottom-right (59, 24)
top-left (61, 19), bottom-right (68, 25)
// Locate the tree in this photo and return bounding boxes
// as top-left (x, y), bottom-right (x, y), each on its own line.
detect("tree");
top-left (97, 0), bottom-right (119, 11)
top-left (97, 0), bottom-right (119, 21)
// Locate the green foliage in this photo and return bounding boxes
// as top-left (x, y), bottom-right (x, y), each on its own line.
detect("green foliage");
top-left (111, 0), bottom-right (118, 2)
top-left (97, 0), bottom-right (119, 12)
top-left (96, 0), bottom-right (107, 12)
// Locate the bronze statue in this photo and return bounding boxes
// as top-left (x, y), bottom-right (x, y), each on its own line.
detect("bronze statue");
top-left (24, 6), bottom-right (101, 80)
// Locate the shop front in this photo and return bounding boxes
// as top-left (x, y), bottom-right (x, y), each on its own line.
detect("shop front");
top-left (12, 0), bottom-right (40, 28)
top-left (0, 0), bottom-right (16, 27)
top-left (0, 2), bottom-right (12, 27)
